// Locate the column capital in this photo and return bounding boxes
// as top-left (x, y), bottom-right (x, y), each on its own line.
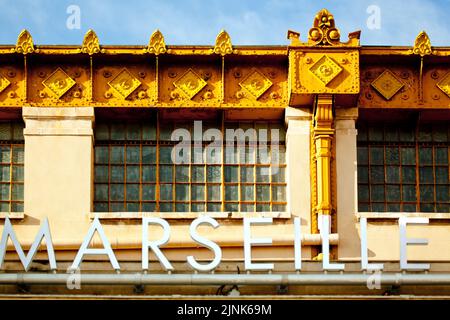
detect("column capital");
top-left (335, 107), bottom-right (358, 121)
top-left (285, 107), bottom-right (312, 124)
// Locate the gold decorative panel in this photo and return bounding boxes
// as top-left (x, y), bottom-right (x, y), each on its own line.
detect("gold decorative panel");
top-left (173, 69), bottom-right (207, 100)
top-left (42, 68), bottom-right (76, 99)
top-left (437, 72), bottom-right (450, 98)
top-left (309, 55), bottom-right (342, 86)
top-left (0, 74), bottom-right (11, 94)
top-left (108, 68), bottom-right (142, 99)
top-left (239, 69), bottom-right (272, 99)
top-left (371, 70), bottom-right (404, 100)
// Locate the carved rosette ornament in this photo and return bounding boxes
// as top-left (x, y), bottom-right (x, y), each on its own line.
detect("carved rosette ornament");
top-left (413, 31), bottom-right (432, 56)
top-left (81, 29), bottom-right (101, 55)
top-left (308, 9), bottom-right (340, 46)
top-left (214, 30), bottom-right (233, 56)
top-left (145, 30), bottom-right (167, 55)
top-left (13, 30), bottom-right (35, 54)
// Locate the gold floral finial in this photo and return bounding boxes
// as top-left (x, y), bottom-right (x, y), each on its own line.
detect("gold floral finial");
top-left (81, 29), bottom-right (101, 55)
top-left (413, 31), bottom-right (432, 56)
top-left (14, 29), bottom-right (35, 55)
top-left (308, 9), bottom-right (341, 46)
top-left (145, 30), bottom-right (167, 55)
top-left (214, 30), bottom-right (233, 56)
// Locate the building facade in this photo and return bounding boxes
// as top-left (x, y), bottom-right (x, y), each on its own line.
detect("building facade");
top-left (0, 9), bottom-right (449, 297)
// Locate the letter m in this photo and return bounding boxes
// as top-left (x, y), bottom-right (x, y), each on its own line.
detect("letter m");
top-left (0, 217), bottom-right (57, 271)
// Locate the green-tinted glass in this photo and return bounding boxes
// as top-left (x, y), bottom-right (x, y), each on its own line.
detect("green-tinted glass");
top-left (370, 147), bottom-right (384, 165)
top-left (0, 165), bottom-right (10, 182)
top-left (271, 185), bottom-right (286, 201)
top-left (224, 166), bottom-right (238, 182)
top-left (357, 147), bottom-right (368, 164)
top-left (272, 167), bottom-right (285, 183)
top-left (403, 204), bottom-right (417, 212)
top-left (159, 184), bottom-right (173, 200)
top-left (225, 185), bottom-right (238, 201)
top-left (95, 184), bottom-right (108, 201)
top-left (225, 203), bottom-right (239, 212)
top-left (126, 184), bottom-right (139, 201)
top-left (127, 124), bottom-right (140, 140)
top-left (256, 166), bottom-right (270, 183)
top-left (175, 184), bottom-right (189, 201)
top-left (240, 203), bottom-right (254, 212)
top-left (0, 123), bottom-right (11, 140)
top-left (357, 126), bottom-right (368, 141)
top-left (435, 148), bottom-right (448, 165)
top-left (420, 203), bottom-right (434, 213)
top-left (0, 146), bottom-right (10, 163)
top-left (435, 167), bottom-right (449, 184)
top-left (142, 184), bottom-right (156, 201)
top-left (95, 146), bottom-right (109, 164)
top-left (126, 166), bottom-right (140, 183)
top-left (126, 202), bottom-right (139, 212)
top-left (241, 185), bottom-right (254, 201)
top-left (142, 146), bottom-right (156, 164)
top-left (142, 202), bottom-right (156, 212)
top-left (368, 127), bottom-right (383, 141)
top-left (159, 125), bottom-right (173, 141)
top-left (111, 124), bottom-right (126, 140)
top-left (386, 185), bottom-right (401, 201)
top-left (399, 127), bottom-right (415, 142)
top-left (420, 185), bottom-right (434, 202)
top-left (0, 184), bottom-right (9, 200)
top-left (12, 123), bottom-right (24, 141)
top-left (370, 166), bottom-right (384, 183)
top-left (111, 146), bottom-right (124, 164)
top-left (94, 165), bottom-right (108, 183)
top-left (192, 166), bottom-right (204, 182)
top-left (256, 185), bottom-right (270, 201)
top-left (401, 147), bottom-right (416, 165)
top-left (110, 166), bottom-right (124, 182)
top-left (0, 202), bottom-right (9, 211)
top-left (95, 123), bottom-right (109, 140)
top-left (207, 185), bottom-right (221, 201)
top-left (386, 166), bottom-right (400, 183)
top-left (111, 202), bottom-right (125, 212)
top-left (207, 203), bottom-right (221, 212)
top-left (372, 203), bottom-right (385, 212)
top-left (402, 185), bottom-right (416, 201)
top-left (240, 166), bottom-right (254, 182)
top-left (402, 166), bottom-right (416, 183)
top-left (176, 203), bottom-right (189, 212)
top-left (436, 185), bottom-right (449, 202)
top-left (191, 203), bottom-right (205, 212)
top-left (370, 185), bottom-right (384, 201)
top-left (142, 166), bottom-right (156, 182)
top-left (418, 126), bottom-right (432, 142)
top-left (12, 165), bottom-right (23, 182)
top-left (12, 146), bottom-right (24, 163)
top-left (433, 126), bottom-right (448, 142)
top-left (175, 166), bottom-right (189, 182)
top-left (207, 166), bottom-right (221, 182)
top-left (191, 185), bottom-right (205, 201)
top-left (358, 184), bottom-right (369, 201)
top-left (358, 166), bottom-right (369, 183)
top-left (142, 124), bottom-right (156, 140)
top-left (419, 167), bottom-right (434, 183)
top-left (159, 165), bottom-right (173, 182)
top-left (387, 203), bottom-right (401, 212)
top-left (419, 148), bottom-right (433, 165)
top-left (110, 184), bottom-right (124, 201)
top-left (126, 146), bottom-right (140, 163)
top-left (385, 147), bottom-right (399, 165)
top-left (159, 147), bottom-right (173, 164)
top-left (256, 204), bottom-right (271, 212)
top-left (94, 202), bottom-right (108, 212)
top-left (159, 203), bottom-right (173, 212)
top-left (385, 127), bottom-right (398, 141)
top-left (272, 204), bottom-right (286, 212)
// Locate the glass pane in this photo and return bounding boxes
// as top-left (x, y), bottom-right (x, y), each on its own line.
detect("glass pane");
top-left (385, 127), bottom-right (398, 141)
top-left (207, 166), bottom-right (221, 182)
top-left (95, 165), bottom-right (108, 183)
top-left (257, 147), bottom-right (270, 164)
top-left (386, 166), bottom-right (400, 183)
top-left (126, 184), bottom-right (139, 201)
top-left (386, 185), bottom-right (401, 202)
top-left (160, 184), bottom-right (173, 201)
top-left (159, 146), bottom-right (173, 164)
top-left (435, 167), bottom-right (449, 184)
top-left (111, 146), bottom-right (124, 164)
top-left (436, 203), bottom-right (450, 213)
top-left (240, 166), bottom-right (254, 182)
top-left (273, 204), bottom-right (286, 212)
top-left (142, 166), bottom-right (156, 182)
top-left (372, 203), bottom-right (385, 212)
top-left (241, 185), bottom-right (254, 201)
top-left (419, 185), bottom-right (434, 202)
top-left (358, 184), bottom-right (369, 201)
top-left (175, 166), bottom-right (189, 182)
top-left (110, 184), bottom-right (124, 201)
top-left (207, 203), bottom-right (221, 212)
top-left (207, 185), bottom-right (221, 201)
top-left (387, 203), bottom-right (400, 212)
top-left (191, 185), bottom-right (205, 201)
top-left (402, 166), bottom-right (416, 183)
top-left (357, 147), bottom-right (368, 164)
top-left (95, 146), bottom-right (108, 164)
top-left (0, 146), bottom-right (10, 163)
top-left (357, 126), bottom-right (368, 141)
top-left (435, 148), bottom-right (448, 165)
top-left (368, 127), bottom-right (383, 141)
top-left (370, 147), bottom-right (384, 165)
top-left (225, 185), bottom-right (238, 201)
top-left (94, 202), bottom-right (108, 212)
top-left (402, 185), bottom-right (416, 201)
top-left (159, 165), bottom-right (173, 182)
top-left (225, 203), bottom-right (239, 212)
top-left (436, 185), bottom-right (449, 202)
top-left (256, 204), bottom-right (270, 212)
top-left (0, 184), bottom-right (9, 200)
top-left (271, 185), bottom-right (286, 201)
top-left (358, 203), bottom-right (369, 212)
top-left (419, 167), bottom-right (434, 183)
top-left (11, 184), bottom-right (22, 200)
top-left (370, 166), bottom-right (384, 183)
top-left (12, 146), bottom-right (24, 163)
top-left (403, 204), bottom-right (417, 212)
top-left (277, 145), bottom-right (286, 164)
top-left (370, 185), bottom-right (384, 201)
top-left (111, 202), bottom-right (124, 212)
top-left (159, 125), bottom-right (173, 141)
top-left (399, 127), bottom-right (415, 142)
top-left (126, 166), bottom-right (140, 183)
top-left (126, 146), bottom-right (140, 163)
top-left (95, 184), bottom-right (108, 201)
top-left (192, 166), bottom-right (204, 182)
top-left (127, 124), bottom-right (140, 140)
top-left (0, 202), bottom-right (9, 211)
top-left (419, 148), bottom-right (432, 165)
top-left (420, 203), bottom-right (434, 213)
top-left (401, 147), bottom-right (416, 165)
top-left (240, 203), bottom-right (254, 212)
top-left (142, 124), bottom-right (156, 140)
top-left (110, 166), bottom-right (124, 182)
top-left (224, 166), bottom-right (238, 182)
top-left (0, 165), bottom-right (10, 182)
top-left (142, 184), bottom-right (156, 201)
top-left (256, 166), bottom-right (270, 182)
top-left (142, 146), bottom-right (156, 164)
top-left (110, 124), bottom-right (125, 140)
top-left (0, 123), bottom-right (11, 140)
top-left (433, 126), bottom-right (448, 142)
top-left (418, 126), bottom-right (432, 142)
top-left (191, 203), bottom-right (205, 212)
top-left (12, 165), bottom-right (23, 182)
top-left (176, 203), bottom-right (189, 212)
top-left (126, 202), bottom-right (139, 212)
top-left (272, 167), bottom-right (285, 183)
top-left (256, 185), bottom-right (270, 201)
top-left (385, 147), bottom-right (399, 165)
top-left (12, 203), bottom-right (23, 213)
top-left (175, 184), bottom-right (189, 201)
top-left (95, 123), bottom-right (109, 140)
top-left (160, 203), bottom-right (173, 212)
top-left (142, 202), bottom-right (156, 212)
top-left (12, 124), bottom-right (24, 141)
top-left (358, 166), bottom-right (369, 183)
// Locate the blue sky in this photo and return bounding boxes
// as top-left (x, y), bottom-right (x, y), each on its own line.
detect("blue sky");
top-left (0, 0), bottom-right (450, 46)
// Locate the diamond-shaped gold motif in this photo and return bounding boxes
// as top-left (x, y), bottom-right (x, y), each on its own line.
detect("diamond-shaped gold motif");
top-left (0, 74), bottom-right (11, 94)
top-left (42, 68), bottom-right (76, 99)
top-left (239, 69), bottom-right (272, 99)
top-left (371, 70), bottom-right (404, 100)
top-left (108, 68), bottom-right (142, 99)
top-left (437, 72), bottom-right (450, 98)
top-left (173, 69), bottom-right (207, 99)
top-left (309, 55), bottom-right (343, 86)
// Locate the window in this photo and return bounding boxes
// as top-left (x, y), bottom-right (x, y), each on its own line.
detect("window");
top-left (0, 122), bottom-right (24, 212)
top-left (94, 118), bottom-right (286, 213)
top-left (357, 122), bottom-right (450, 213)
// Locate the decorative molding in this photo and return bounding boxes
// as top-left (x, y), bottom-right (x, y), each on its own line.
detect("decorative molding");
top-left (145, 30), bottom-right (167, 55)
top-left (214, 30), bottom-right (233, 56)
top-left (81, 29), bottom-right (101, 55)
top-left (238, 69), bottom-right (272, 100)
top-left (437, 72), bottom-right (450, 98)
top-left (371, 69), bottom-right (404, 100)
top-left (412, 31), bottom-right (433, 56)
top-left (42, 68), bottom-right (76, 99)
top-left (173, 69), bottom-right (207, 100)
top-left (309, 55), bottom-right (343, 86)
top-left (14, 29), bottom-right (35, 54)
top-left (107, 68), bottom-right (142, 99)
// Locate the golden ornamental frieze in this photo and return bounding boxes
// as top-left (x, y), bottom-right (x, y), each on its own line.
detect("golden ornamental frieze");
top-left (107, 68), bottom-right (142, 99)
top-left (371, 70), bottom-right (404, 100)
top-left (238, 69), bottom-right (273, 100)
top-left (173, 69), bottom-right (207, 100)
top-left (42, 68), bottom-right (76, 99)
top-left (437, 72), bottom-right (450, 98)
